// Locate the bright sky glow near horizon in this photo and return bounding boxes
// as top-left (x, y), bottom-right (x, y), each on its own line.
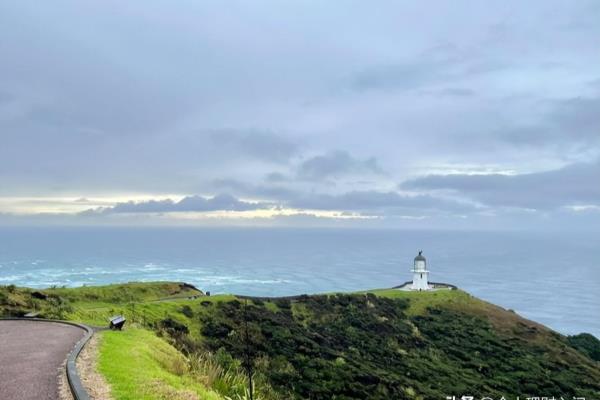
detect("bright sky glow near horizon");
top-left (1, 1), bottom-right (599, 230)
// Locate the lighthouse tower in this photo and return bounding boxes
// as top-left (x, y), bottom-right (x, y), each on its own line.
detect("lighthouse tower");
top-left (411, 251), bottom-right (430, 291)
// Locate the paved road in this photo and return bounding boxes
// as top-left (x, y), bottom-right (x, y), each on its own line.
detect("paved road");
top-left (0, 320), bottom-right (85, 400)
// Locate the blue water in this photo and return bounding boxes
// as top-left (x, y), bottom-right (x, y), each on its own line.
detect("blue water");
top-left (0, 227), bottom-right (598, 337)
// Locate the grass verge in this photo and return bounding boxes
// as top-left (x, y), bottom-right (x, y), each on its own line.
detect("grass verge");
top-left (98, 328), bottom-right (223, 400)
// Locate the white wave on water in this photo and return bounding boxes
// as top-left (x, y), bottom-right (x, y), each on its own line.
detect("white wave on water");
top-left (0, 275), bottom-right (24, 282)
top-left (1, 263), bottom-right (294, 289)
top-left (195, 276), bottom-right (292, 286)
top-left (173, 268), bottom-right (198, 273)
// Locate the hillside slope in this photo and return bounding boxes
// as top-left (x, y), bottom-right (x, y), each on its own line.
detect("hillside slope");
top-left (194, 290), bottom-right (600, 399)
top-left (2, 283), bottom-right (599, 400)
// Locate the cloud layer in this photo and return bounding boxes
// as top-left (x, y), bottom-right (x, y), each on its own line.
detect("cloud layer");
top-left (402, 160), bottom-right (600, 210)
top-left (0, 1), bottom-right (599, 229)
top-left (91, 194), bottom-right (272, 214)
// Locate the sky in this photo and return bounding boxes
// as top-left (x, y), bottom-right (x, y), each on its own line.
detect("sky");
top-left (0, 1), bottom-right (599, 230)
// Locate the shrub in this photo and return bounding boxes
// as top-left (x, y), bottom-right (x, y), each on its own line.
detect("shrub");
top-left (159, 317), bottom-right (189, 335)
top-left (567, 333), bottom-right (600, 361)
top-left (181, 305), bottom-right (194, 318)
top-left (194, 293), bottom-right (600, 399)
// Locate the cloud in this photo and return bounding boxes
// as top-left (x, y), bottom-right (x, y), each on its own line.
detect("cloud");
top-left (548, 97), bottom-right (600, 141)
top-left (210, 178), bottom-right (297, 200)
top-left (297, 151), bottom-right (383, 181)
top-left (1, 2), bottom-right (599, 229)
top-left (264, 172), bottom-right (288, 183)
top-left (0, 91), bottom-right (15, 105)
top-left (77, 188), bottom-right (474, 220)
top-left (353, 62), bottom-right (446, 92)
top-left (289, 190), bottom-right (474, 215)
top-left (90, 194), bottom-right (273, 214)
top-left (496, 96), bottom-right (600, 147)
top-left (437, 88), bottom-right (476, 97)
top-left (209, 130), bottom-right (299, 164)
top-left (401, 160), bottom-right (600, 210)
top-left (350, 42), bottom-right (501, 93)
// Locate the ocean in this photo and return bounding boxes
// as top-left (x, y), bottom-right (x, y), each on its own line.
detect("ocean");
top-left (0, 227), bottom-right (598, 337)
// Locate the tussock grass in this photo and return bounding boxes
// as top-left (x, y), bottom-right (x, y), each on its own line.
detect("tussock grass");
top-left (98, 327), bottom-right (270, 400)
top-left (188, 352), bottom-right (249, 398)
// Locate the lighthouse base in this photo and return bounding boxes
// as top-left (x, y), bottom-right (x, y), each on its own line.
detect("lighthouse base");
top-left (393, 281), bottom-right (457, 291)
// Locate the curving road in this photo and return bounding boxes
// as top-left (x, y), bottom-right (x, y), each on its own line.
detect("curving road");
top-left (0, 320), bottom-right (85, 400)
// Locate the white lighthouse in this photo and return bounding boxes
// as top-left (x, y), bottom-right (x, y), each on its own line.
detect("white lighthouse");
top-left (411, 250), bottom-right (430, 291)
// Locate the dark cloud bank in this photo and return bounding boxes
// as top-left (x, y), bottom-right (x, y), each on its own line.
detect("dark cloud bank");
top-left (402, 160), bottom-right (600, 210)
top-left (87, 194), bottom-right (272, 215)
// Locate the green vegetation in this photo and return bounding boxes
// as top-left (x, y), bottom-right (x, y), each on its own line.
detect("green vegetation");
top-left (0, 281), bottom-right (212, 325)
top-left (356, 287), bottom-right (473, 315)
top-left (567, 333), bottom-right (600, 362)
top-left (2, 282), bottom-right (600, 399)
top-left (194, 292), bottom-right (600, 399)
top-left (49, 281), bottom-right (202, 303)
top-left (98, 328), bottom-right (223, 400)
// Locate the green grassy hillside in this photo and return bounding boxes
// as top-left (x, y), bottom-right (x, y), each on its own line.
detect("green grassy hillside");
top-left (195, 291), bottom-right (600, 399)
top-left (2, 282), bottom-right (599, 399)
top-left (0, 281), bottom-right (204, 322)
top-left (98, 328), bottom-right (223, 400)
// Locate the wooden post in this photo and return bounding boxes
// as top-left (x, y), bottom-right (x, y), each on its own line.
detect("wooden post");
top-left (243, 299), bottom-right (254, 400)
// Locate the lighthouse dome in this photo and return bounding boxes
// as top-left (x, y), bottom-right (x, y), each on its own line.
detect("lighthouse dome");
top-left (414, 251), bottom-right (426, 262)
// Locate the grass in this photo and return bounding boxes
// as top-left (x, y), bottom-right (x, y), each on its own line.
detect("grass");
top-left (0, 281), bottom-right (235, 330)
top-left (196, 290), bottom-right (600, 399)
top-left (356, 287), bottom-right (473, 315)
top-left (67, 293), bottom-right (237, 335)
top-left (49, 281), bottom-right (203, 303)
top-left (98, 327), bottom-right (223, 400)
top-left (0, 281), bottom-right (203, 319)
top-left (4, 282), bottom-right (599, 399)
top-left (1, 281), bottom-right (468, 323)
top-left (362, 287), bottom-right (550, 337)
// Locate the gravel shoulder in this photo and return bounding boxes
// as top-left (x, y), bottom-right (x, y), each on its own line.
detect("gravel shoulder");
top-left (77, 332), bottom-right (112, 399)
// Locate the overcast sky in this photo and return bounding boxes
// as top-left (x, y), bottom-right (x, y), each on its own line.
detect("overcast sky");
top-left (1, 1), bottom-right (599, 229)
